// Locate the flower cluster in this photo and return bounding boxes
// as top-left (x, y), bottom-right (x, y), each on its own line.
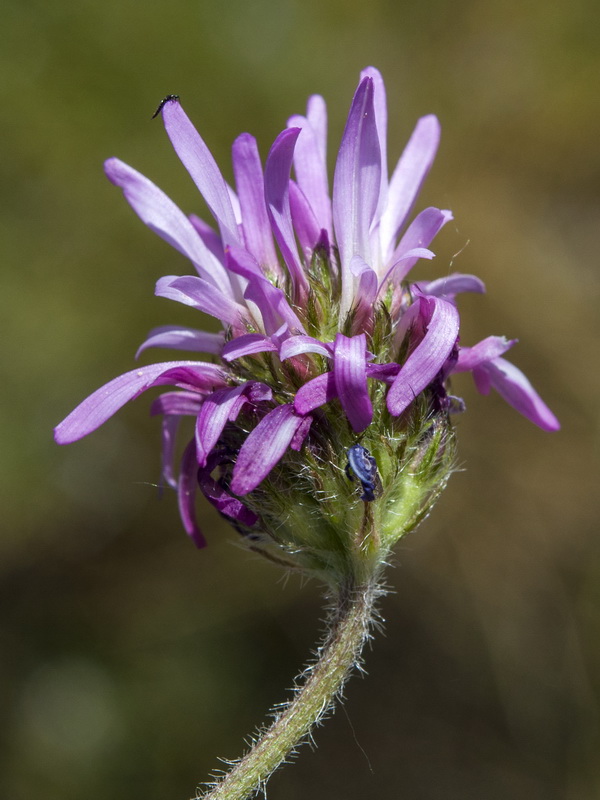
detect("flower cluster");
top-left (55, 67), bottom-right (558, 577)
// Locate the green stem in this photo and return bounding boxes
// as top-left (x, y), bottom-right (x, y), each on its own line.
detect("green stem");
top-left (196, 577), bottom-right (379, 800)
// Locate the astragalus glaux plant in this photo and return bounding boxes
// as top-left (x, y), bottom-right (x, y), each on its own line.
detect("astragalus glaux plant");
top-left (55, 67), bottom-right (559, 799)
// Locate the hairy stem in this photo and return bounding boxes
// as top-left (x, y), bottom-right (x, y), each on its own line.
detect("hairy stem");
top-left (196, 576), bottom-right (379, 800)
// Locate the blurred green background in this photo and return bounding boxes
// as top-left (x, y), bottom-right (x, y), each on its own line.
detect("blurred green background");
top-left (2, 0), bottom-right (599, 797)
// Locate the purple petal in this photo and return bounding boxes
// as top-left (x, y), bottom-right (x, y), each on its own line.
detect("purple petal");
top-left (387, 297), bottom-right (460, 415)
top-left (178, 440), bottom-right (207, 548)
top-left (454, 336), bottom-right (517, 372)
top-left (333, 76), bottom-right (382, 316)
top-left (473, 366), bottom-right (492, 394)
top-left (104, 158), bottom-right (232, 296)
top-left (243, 280), bottom-right (301, 337)
top-left (289, 180), bottom-right (322, 255)
top-left (294, 371), bottom-right (337, 415)
top-left (159, 415), bottom-right (181, 489)
top-left (136, 326), bottom-right (225, 359)
top-left (188, 214), bottom-right (225, 263)
top-left (360, 66), bottom-right (388, 222)
top-left (160, 99), bottom-right (240, 248)
top-left (349, 255), bottom-right (378, 332)
top-left (306, 95), bottom-right (328, 163)
top-left (195, 382), bottom-right (272, 466)
top-left (150, 390), bottom-right (205, 417)
top-left (290, 414), bottom-right (313, 450)
top-left (221, 334), bottom-right (278, 361)
top-left (54, 361), bottom-right (227, 444)
top-left (380, 115), bottom-right (441, 263)
top-left (287, 106), bottom-right (332, 238)
top-left (366, 362), bottom-right (401, 384)
top-left (198, 470), bottom-right (258, 528)
top-left (264, 128), bottom-right (309, 302)
top-left (388, 207), bottom-right (453, 280)
top-left (155, 275), bottom-right (248, 327)
top-left (230, 404), bottom-right (308, 495)
top-left (419, 273), bottom-right (486, 298)
top-left (333, 333), bottom-right (372, 433)
top-left (279, 335), bottom-right (332, 361)
top-left (232, 133), bottom-right (280, 272)
top-left (481, 357), bottom-right (560, 431)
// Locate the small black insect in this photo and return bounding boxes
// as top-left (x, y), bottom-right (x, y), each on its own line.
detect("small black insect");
top-left (345, 444), bottom-right (381, 502)
top-left (152, 94), bottom-right (180, 119)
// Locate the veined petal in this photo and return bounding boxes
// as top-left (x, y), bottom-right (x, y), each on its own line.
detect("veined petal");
top-left (104, 158), bottom-right (232, 296)
top-left (155, 275), bottom-right (248, 327)
top-left (230, 404), bottom-right (308, 495)
top-left (388, 207), bottom-right (453, 281)
top-left (54, 361), bottom-right (227, 444)
top-left (178, 440), bottom-right (207, 548)
top-left (221, 334), bottom-right (278, 361)
top-left (387, 297), bottom-right (460, 415)
top-left (481, 357), bottom-right (560, 431)
top-left (454, 336), bottom-right (517, 372)
top-left (160, 98), bottom-right (240, 248)
top-left (419, 273), bottom-right (486, 298)
top-left (333, 76), bottom-right (382, 317)
top-left (232, 133), bottom-right (280, 272)
top-left (136, 326), bottom-right (225, 359)
top-left (287, 107), bottom-right (332, 238)
top-left (294, 371), bottom-right (337, 415)
top-left (380, 115), bottom-right (441, 264)
top-left (264, 128), bottom-right (309, 302)
top-left (333, 333), bottom-right (372, 433)
top-left (195, 382), bottom-right (272, 466)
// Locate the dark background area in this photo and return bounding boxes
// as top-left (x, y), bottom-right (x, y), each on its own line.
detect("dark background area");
top-left (2, 0), bottom-right (599, 797)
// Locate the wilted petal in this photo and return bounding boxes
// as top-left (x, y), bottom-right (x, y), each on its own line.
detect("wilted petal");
top-left (178, 440), bottom-right (207, 548)
top-left (481, 357), bottom-right (560, 431)
top-left (264, 128), bottom-right (309, 302)
top-left (454, 336), bottom-right (516, 372)
top-left (160, 99), bottom-right (240, 248)
top-left (155, 275), bottom-right (248, 327)
top-left (136, 326), bottom-right (225, 359)
top-left (232, 133), bottom-right (279, 271)
top-left (387, 297), bottom-right (460, 415)
top-left (54, 361), bottom-right (227, 444)
top-left (230, 404), bottom-right (308, 495)
top-left (380, 115), bottom-right (441, 263)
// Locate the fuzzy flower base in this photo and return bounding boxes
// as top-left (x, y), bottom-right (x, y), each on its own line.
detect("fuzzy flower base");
top-left (55, 67), bottom-right (559, 800)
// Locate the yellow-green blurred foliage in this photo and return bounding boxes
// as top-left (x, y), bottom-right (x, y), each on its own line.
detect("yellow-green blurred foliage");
top-left (2, 0), bottom-right (598, 798)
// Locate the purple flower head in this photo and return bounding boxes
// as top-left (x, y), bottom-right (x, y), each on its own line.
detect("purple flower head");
top-left (55, 69), bottom-right (559, 564)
